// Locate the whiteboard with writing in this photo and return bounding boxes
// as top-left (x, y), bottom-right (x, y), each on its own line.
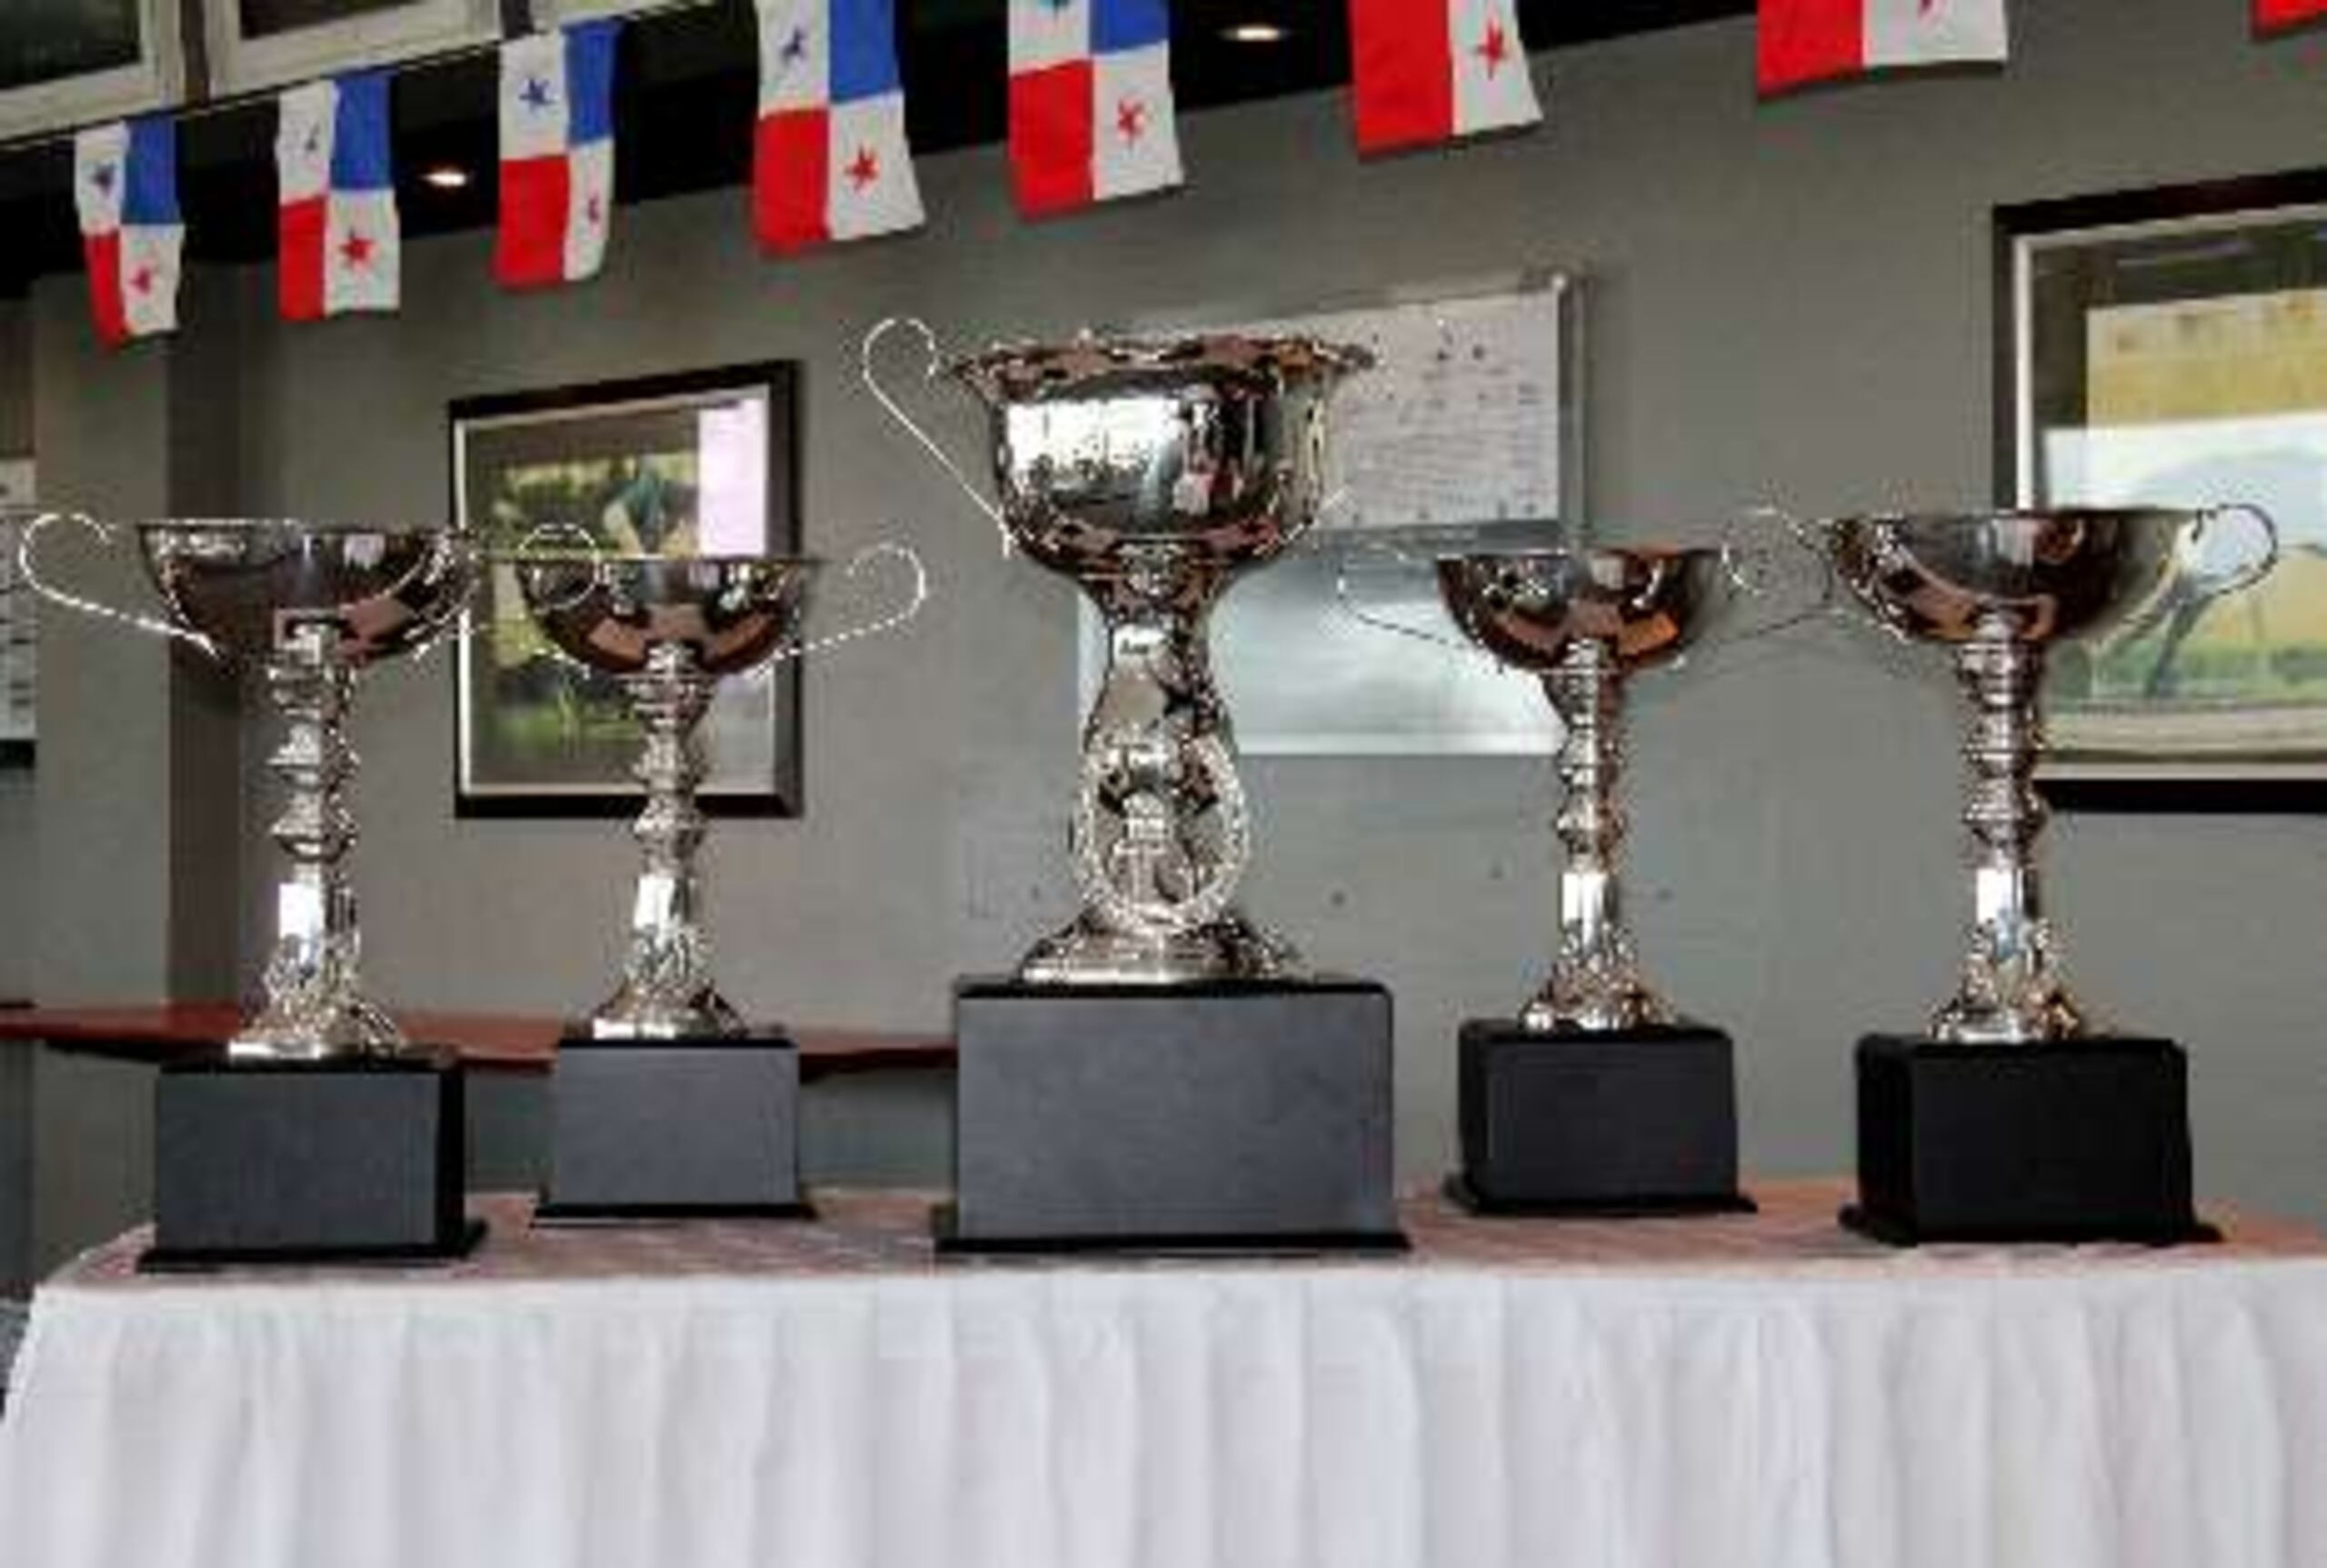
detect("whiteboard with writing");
top-left (1243, 272), bottom-right (1577, 532)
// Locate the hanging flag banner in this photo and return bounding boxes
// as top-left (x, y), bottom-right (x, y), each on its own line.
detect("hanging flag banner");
top-left (74, 118), bottom-right (181, 346)
top-left (1007, 0), bottom-right (1182, 216)
top-left (277, 72), bottom-right (400, 322)
top-left (497, 20), bottom-right (622, 289)
top-left (1759, 0), bottom-right (2010, 95)
top-left (754, 0), bottom-right (924, 253)
top-left (2256, 1), bottom-right (2327, 31)
top-left (1348, 0), bottom-right (1543, 155)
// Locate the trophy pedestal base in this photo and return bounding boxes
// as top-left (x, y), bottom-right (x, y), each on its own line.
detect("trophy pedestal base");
top-left (1845, 1034), bottom-right (2212, 1245)
top-left (145, 1054), bottom-right (474, 1270)
top-left (1453, 1019), bottom-right (1751, 1215)
top-left (537, 1031), bottom-right (804, 1221)
top-left (943, 976), bottom-right (1401, 1253)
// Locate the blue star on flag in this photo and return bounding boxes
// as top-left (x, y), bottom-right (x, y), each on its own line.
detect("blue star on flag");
top-left (780, 26), bottom-right (809, 64)
top-left (519, 76), bottom-right (555, 112)
top-left (89, 163), bottom-right (115, 195)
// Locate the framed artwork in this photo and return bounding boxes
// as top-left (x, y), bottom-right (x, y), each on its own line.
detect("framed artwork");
top-left (200, 0), bottom-right (500, 95)
top-left (2000, 171), bottom-right (2327, 810)
top-left (449, 364), bottom-right (803, 818)
top-left (0, 0), bottom-right (183, 142)
top-left (1098, 269), bottom-right (1582, 755)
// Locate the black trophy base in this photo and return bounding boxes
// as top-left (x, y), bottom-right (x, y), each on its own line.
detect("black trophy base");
top-left (1454, 1019), bottom-right (1753, 1215)
top-left (146, 1052), bottom-right (473, 1269)
top-left (537, 1029), bottom-right (805, 1222)
top-left (1846, 1034), bottom-right (2214, 1246)
top-left (944, 976), bottom-right (1401, 1253)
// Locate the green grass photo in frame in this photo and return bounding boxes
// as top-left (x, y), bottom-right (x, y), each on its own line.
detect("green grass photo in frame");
top-left (450, 364), bottom-right (803, 817)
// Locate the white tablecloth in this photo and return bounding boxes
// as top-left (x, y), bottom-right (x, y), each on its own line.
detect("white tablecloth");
top-left (3, 1183), bottom-right (2323, 1568)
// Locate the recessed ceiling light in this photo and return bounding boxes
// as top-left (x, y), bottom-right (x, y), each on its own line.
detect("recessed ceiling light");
top-left (1223, 22), bottom-right (1287, 45)
top-left (421, 165), bottom-right (472, 191)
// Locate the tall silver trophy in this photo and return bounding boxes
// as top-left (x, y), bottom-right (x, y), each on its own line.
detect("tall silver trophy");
top-left (24, 515), bottom-right (483, 1264)
top-left (507, 542), bottom-right (924, 1220)
top-left (869, 320), bottom-right (1402, 1252)
top-left (1347, 539), bottom-right (1793, 1213)
top-left (1803, 505), bottom-right (2278, 1242)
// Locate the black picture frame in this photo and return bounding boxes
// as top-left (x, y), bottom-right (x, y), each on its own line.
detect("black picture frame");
top-left (1996, 168), bottom-right (2327, 813)
top-left (448, 362), bottom-right (804, 820)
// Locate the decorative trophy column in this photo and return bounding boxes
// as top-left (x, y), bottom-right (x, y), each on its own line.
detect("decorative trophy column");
top-left (508, 548), bottom-right (923, 1220)
top-left (1813, 505), bottom-right (2278, 1243)
top-left (23, 516), bottom-right (481, 1265)
top-left (870, 320), bottom-right (1401, 1252)
top-left (1414, 546), bottom-right (1754, 1213)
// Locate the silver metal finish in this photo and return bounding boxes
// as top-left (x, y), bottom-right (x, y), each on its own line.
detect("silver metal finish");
top-left (1814, 506), bottom-right (2279, 1044)
top-left (871, 322), bottom-right (1369, 985)
top-left (22, 517), bottom-right (477, 1061)
top-left (1436, 547), bottom-right (1726, 1031)
top-left (512, 548), bottom-right (924, 1037)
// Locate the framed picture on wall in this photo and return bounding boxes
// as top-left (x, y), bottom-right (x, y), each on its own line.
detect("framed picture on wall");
top-left (201, 0), bottom-right (500, 95)
top-left (0, 0), bottom-right (184, 141)
top-left (2000, 170), bottom-right (2327, 810)
top-left (449, 364), bottom-right (804, 818)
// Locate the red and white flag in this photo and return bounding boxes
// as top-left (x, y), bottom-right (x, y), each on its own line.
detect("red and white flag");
top-left (496, 21), bottom-right (621, 289)
top-left (1349, 0), bottom-right (1542, 155)
top-left (74, 118), bottom-right (181, 346)
top-left (754, 0), bottom-right (924, 253)
top-left (2257, 1), bottom-right (2327, 32)
top-left (1759, 0), bottom-right (2009, 95)
top-left (276, 72), bottom-right (399, 321)
top-left (1008, 0), bottom-right (1182, 216)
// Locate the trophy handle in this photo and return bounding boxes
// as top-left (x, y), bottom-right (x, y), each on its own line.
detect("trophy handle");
top-left (2192, 503), bottom-right (2281, 601)
top-left (1708, 504), bottom-right (1841, 647)
top-left (1329, 535), bottom-right (1482, 657)
top-left (861, 316), bottom-right (1014, 554)
top-left (768, 540), bottom-right (929, 664)
top-left (16, 512), bottom-right (220, 658)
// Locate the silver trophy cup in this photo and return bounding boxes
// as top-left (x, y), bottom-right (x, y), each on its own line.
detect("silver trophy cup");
top-left (508, 544), bottom-right (924, 1037)
top-left (1806, 506), bottom-right (2278, 1044)
top-left (23, 515), bottom-right (478, 1060)
top-left (869, 320), bottom-right (1370, 984)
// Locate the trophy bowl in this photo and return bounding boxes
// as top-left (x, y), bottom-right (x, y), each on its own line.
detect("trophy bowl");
top-left (1807, 504), bottom-right (2277, 1043)
top-left (879, 325), bottom-right (1370, 985)
top-left (1436, 545), bottom-right (1726, 675)
top-left (949, 334), bottom-right (1368, 580)
top-left (1822, 507), bottom-right (2250, 646)
top-left (140, 520), bottom-right (475, 664)
top-left (514, 554), bottom-right (819, 677)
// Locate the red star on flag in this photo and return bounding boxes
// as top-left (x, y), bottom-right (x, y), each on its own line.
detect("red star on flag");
top-left (130, 266), bottom-right (155, 295)
top-left (1116, 96), bottom-right (1146, 145)
top-left (585, 194), bottom-right (604, 226)
top-left (845, 146), bottom-right (880, 189)
top-left (1476, 20), bottom-right (1511, 75)
top-left (340, 232), bottom-right (375, 269)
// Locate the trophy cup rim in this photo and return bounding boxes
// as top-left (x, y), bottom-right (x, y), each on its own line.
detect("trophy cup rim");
top-left (1434, 543), bottom-right (1723, 567)
top-left (135, 517), bottom-right (466, 541)
top-left (1822, 504), bottom-right (2194, 532)
top-left (500, 550), bottom-right (824, 569)
top-left (945, 330), bottom-right (1375, 403)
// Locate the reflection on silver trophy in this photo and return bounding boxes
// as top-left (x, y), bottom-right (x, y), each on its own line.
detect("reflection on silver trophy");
top-left (1804, 506), bottom-right (2278, 1043)
top-left (1349, 543), bottom-right (1756, 1030)
top-left (508, 543), bottom-right (925, 1037)
top-left (23, 516), bottom-right (478, 1059)
top-left (869, 320), bottom-right (1370, 984)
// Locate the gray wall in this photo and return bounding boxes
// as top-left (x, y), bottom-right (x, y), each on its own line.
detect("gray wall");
top-left (20, 0), bottom-right (2327, 1223)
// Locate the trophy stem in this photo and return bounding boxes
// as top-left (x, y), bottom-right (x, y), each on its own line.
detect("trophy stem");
top-left (1021, 561), bottom-right (1294, 984)
top-left (235, 624), bottom-right (403, 1061)
top-left (1934, 630), bottom-right (2084, 1044)
top-left (594, 643), bottom-right (742, 1038)
top-left (1527, 639), bottom-right (1671, 1033)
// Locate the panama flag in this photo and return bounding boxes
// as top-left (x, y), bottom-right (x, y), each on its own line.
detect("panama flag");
top-left (754, 0), bottom-right (924, 253)
top-left (1348, 0), bottom-right (1543, 155)
top-left (497, 20), bottom-right (622, 289)
top-left (277, 73), bottom-right (399, 322)
top-left (2257, 1), bottom-right (2327, 31)
top-left (1008, 0), bottom-right (1182, 217)
top-left (74, 118), bottom-right (181, 346)
top-left (1759, 0), bottom-right (2010, 95)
